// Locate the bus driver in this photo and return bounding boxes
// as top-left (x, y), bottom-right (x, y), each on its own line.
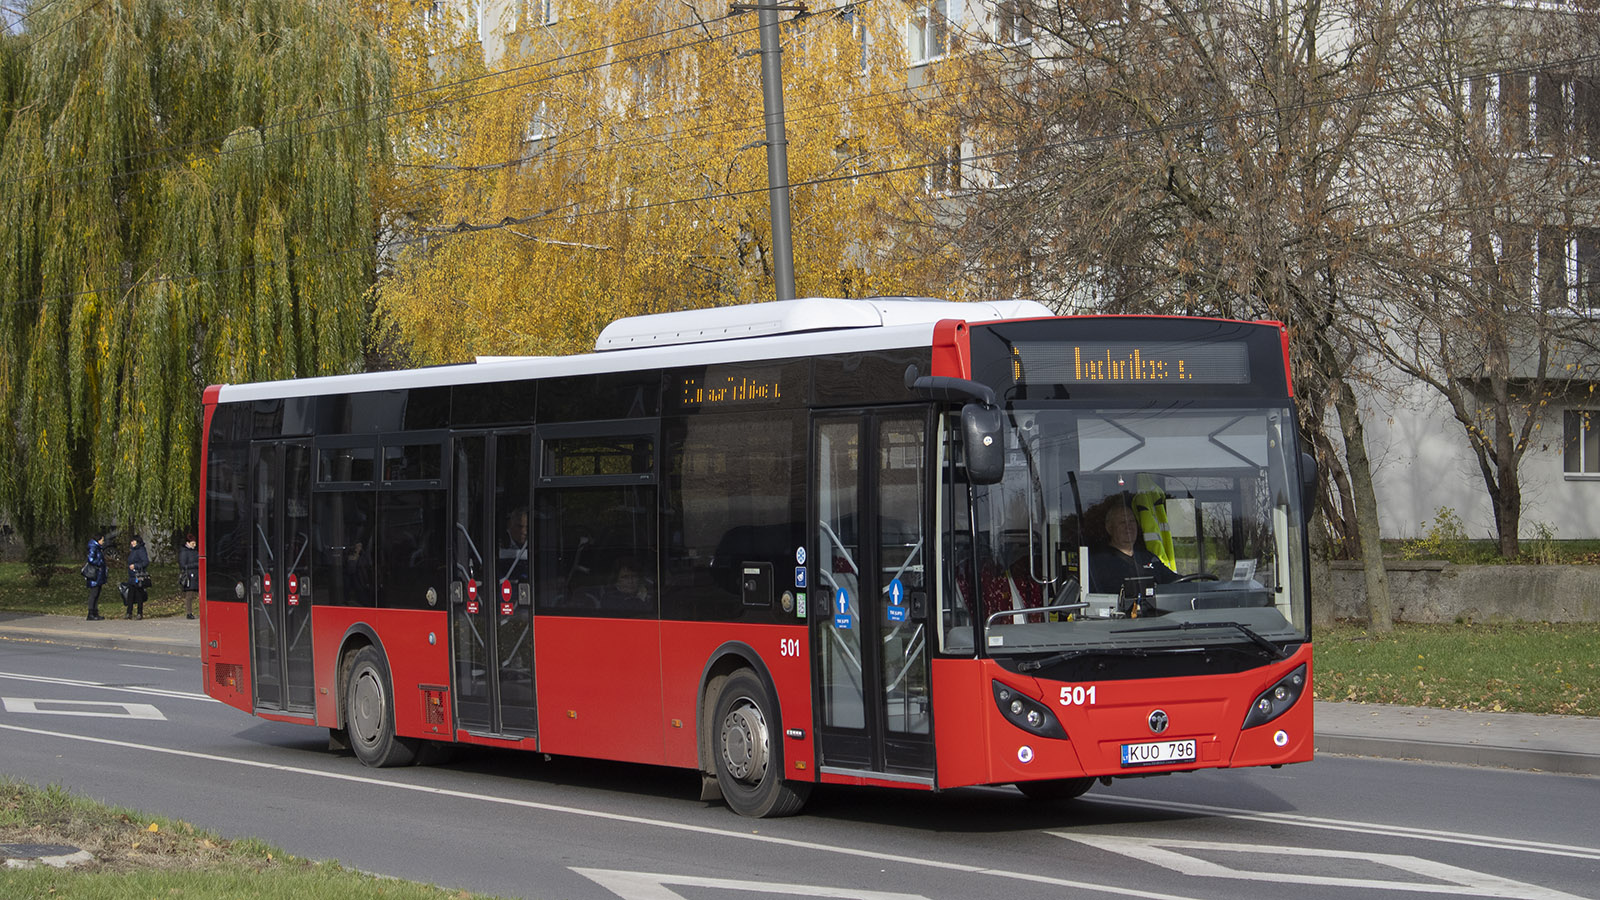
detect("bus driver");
top-left (1089, 502), bottom-right (1179, 595)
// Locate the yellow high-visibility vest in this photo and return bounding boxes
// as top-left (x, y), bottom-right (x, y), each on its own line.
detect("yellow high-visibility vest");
top-left (1133, 476), bottom-right (1175, 570)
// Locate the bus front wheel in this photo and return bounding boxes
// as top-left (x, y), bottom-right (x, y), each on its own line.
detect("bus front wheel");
top-left (345, 646), bottom-right (419, 768)
top-left (712, 670), bottom-right (810, 817)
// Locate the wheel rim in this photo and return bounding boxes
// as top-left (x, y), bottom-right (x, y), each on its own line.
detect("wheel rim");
top-left (350, 666), bottom-right (385, 747)
top-left (719, 698), bottom-right (769, 785)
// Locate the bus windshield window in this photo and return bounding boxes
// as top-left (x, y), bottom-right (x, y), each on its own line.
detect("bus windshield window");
top-left (958, 406), bottom-right (1309, 655)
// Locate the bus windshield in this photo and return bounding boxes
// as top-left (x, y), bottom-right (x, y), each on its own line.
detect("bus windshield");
top-left (946, 405), bottom-right (1310, 658)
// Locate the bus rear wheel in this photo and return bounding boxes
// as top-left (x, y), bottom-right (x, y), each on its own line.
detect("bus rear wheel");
top-left (1015, 777), bottom-right (1095, 802)
top-left (345, 646), bottom-right (419, 768)
top-left (712, 670), bottom-right (810, 818)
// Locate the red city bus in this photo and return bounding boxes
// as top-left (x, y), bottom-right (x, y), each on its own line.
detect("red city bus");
top-left (199, 297), bottom-right (1315, 817)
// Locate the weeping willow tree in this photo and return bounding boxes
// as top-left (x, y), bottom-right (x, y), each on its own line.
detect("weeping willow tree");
top-left (0, 0), bottom-right (391, 544)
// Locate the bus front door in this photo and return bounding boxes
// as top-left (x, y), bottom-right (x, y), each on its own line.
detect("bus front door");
top-left (248, 440), bottom-right (315, 715)
top-left (449, 432), bottom-right (537, 739)
top-left (812, 411), bottom-right (935, 781)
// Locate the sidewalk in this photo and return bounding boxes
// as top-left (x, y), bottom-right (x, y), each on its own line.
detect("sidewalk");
top-left (0, 611), bottom-right (200, 659)
top-left (2, 612), bottom-right (1596, 777)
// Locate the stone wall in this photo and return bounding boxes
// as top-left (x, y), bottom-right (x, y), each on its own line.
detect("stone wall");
top-left (1319, 560), bottom-right (1600, 624)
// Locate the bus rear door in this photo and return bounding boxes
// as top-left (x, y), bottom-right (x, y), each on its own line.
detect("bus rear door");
top-left (248, 439), bottom-right (315, 715)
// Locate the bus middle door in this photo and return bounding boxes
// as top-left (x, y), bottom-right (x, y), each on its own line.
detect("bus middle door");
top-left (812, 410), bottom-right (935, 782)
top-left (449, 432), bottom-right (537, 739)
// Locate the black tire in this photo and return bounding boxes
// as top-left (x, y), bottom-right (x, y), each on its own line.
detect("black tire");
top-left (711, 670), bottom-right (810, 817)
top-left (1015, 777), bottom-right (1095, 802)
top-left (345, 645), bottom-right (419, 768)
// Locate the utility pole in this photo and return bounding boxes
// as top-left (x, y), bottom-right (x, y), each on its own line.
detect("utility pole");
top-left (732, 1), bottom-right (802, 301)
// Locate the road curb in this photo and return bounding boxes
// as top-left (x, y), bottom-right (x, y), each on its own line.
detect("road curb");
top-left (1316, 734), bottom-right (1600, 777)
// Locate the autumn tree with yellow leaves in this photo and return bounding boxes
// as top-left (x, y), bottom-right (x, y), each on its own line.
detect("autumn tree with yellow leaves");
top-left (375, 1), bottom-right (958, 363)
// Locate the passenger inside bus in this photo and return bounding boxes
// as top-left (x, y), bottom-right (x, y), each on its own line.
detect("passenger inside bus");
top-left (584, 555), bottom-right (654, 612)
top-left (1088, 499), bottom-right (1179, 595)
top-left (499, 506), bottom-right (529, 584)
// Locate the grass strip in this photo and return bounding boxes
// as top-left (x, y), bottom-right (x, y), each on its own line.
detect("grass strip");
top-left (0, 779), bottom-right (500, 899)
top-left (1314, 622), bottom-right (1599, 716)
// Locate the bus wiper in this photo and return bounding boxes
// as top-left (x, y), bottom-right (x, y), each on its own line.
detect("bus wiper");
top-left (1110, 621), bottom-right (1290, 660)
top-left (1016, 646), bottom-right (1152, 672)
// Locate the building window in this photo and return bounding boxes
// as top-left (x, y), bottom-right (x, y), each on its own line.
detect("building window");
top-left (522, 0), bottom-right (557, 28)
top-left (525, 100), bottom-right (551, 144)
top-left (996, 0), bottom-right (1031, 44)
top-left (852, 7), bottom-right (871, 74)
top-left (908, 1), bottom-right (948, 64)
top-left (1564, 410), bottom-right (1600, 476)
top-left (1485, 70), bottom-right (1600, 158)
top-left (928, 131), bottom-right (962, 192)
top-left (1529, 227), bottom-right (1600, 311)
top-left (1576, 229), bottom-right (1600, 309)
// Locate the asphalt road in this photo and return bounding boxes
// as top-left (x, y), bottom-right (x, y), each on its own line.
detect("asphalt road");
top-left (2, 639), bottom-right (1597, 900)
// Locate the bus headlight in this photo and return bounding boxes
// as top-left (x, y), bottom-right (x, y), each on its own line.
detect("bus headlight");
top-left (992, 681), bottom-right (1067, 739)
top-left (1243, 664), bottom-right (1307, 729)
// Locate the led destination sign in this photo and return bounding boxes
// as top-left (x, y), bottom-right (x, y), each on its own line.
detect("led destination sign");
top-left (1015, 341), bottom-right (1250, 385)
top-left (679, 366), bottom-right (785, 409)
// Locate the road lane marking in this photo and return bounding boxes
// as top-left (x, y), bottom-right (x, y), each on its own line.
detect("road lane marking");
top-left (0, 670), bottom-right (214, 703)
top-left (2, 698), bottom-right (165, 720)
top-left (0, 721), bottom-right (1200, 900)
top-left (1055, 834), bottom-right (1586, 900)
top-left (574, 869), bottom-right (931, 899)
top-left (120, 664), bottom-right (175, 672)
top-left (1082, 795), bottom-right (1600, 862)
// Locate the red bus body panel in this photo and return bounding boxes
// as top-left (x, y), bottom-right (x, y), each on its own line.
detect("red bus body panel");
top-left (204, 601), bottom-right (252, 713)
top-left (535, 616), bottom-right (666, 764)
top-left (310, 608), bottom-right (452, 735)
top-left (935, 645), bottom-right (1314, 788)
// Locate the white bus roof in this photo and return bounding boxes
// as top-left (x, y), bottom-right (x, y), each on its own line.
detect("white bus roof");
top-left (594, 297), bottom-right (1052, 351)
top-left (211, 297), bottom-right (1052, 403)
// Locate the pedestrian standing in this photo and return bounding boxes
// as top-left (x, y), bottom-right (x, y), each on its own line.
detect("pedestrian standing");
top-left (124, 534), bottom-right (150, 620)
top-left (83, 528), bottom-right (108, 621)
top-left (178, 534), bottom-right (199, 619)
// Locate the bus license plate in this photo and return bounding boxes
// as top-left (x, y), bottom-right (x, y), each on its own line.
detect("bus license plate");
top-left (1121, 739), bottom-right (1197, 767)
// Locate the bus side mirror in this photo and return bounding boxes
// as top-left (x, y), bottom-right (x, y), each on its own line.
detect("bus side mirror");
top-left (1299, 452), bottom-right (1318, 513)
top-left (963, 403), bottom-right (1005, 485)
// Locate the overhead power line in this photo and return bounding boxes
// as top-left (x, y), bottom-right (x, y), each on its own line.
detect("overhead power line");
top-left (5, 23), bottom-right (1600, 312)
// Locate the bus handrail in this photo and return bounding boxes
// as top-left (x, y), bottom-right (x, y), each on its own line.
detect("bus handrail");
top-left (819, 521), bottom-right (858, 575)
top-left (985, 602), bottom-right (1089, 628)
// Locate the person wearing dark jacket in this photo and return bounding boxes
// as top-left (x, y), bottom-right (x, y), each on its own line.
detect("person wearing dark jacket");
top-left (178, 534), bottom-right (199, 619)
top-left (124, 534), bottom-right (150, 620)
top-left (83, 529), bottom-right (109, 621)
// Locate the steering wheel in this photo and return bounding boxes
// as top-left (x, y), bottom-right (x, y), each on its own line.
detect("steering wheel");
top-left (1174, 572), bottom-right (1219, 583)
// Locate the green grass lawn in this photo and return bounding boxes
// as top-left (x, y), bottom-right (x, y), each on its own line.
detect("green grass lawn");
top-left (0, 779), bottom-right (503, 898)
top-left (1314, 621), bottom-right (1599, 716)
top-left (0, 561), bottom-right (193, 619)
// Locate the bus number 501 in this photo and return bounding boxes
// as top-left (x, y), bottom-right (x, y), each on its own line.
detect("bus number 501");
top-left (1060, 685), bottom-right (1097, 706)
top-left (780, 638), bottom-right (802, 657)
